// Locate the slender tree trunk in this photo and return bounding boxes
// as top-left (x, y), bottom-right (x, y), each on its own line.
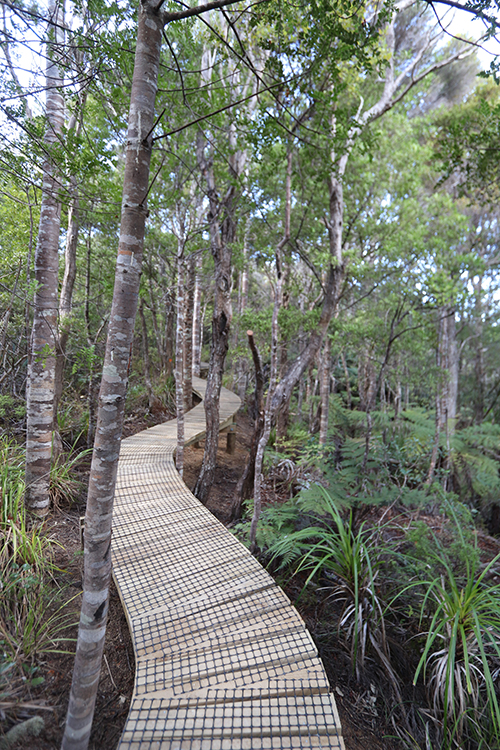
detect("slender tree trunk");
top-left (193, 225), bottom-right (233, 503)
top-left (54, 95), bottom-right (87, 441)
top-left (249, 248), bottom-right (282, 550)
top-left (25, 188), bottom-right (35, 355)
top-left (84, 232), bottom-right (99, 450)
top-left (61, 5), bottom-right (162, 747)
top-left (175, 248), bottom-right (185, 477)
top-left (341, 349), bottom-right (352, 409)
top-left (193, 119), bottom-right (236, 504)
top-left (394, 359), bottom-right (402, 419)
top-left (309, 358), bottom-right (320, 433)
top-left (276, 148), bottom-right (292, 449)
top-left (426, 310), bottom-right (448, 487)
top-left (194, 45), bottom-right (256, 504)
top-left (231, 330), bottom-right (264, 521)
top-left (139, 300), bottom-right (161, 412)
top-left (269, 171), bottom-right (344, 419)
top-left (319, 336), bottom-right (331, 447)
top-left (183, 253), bottom-right (195, 410)
top-left (192, 257), bottom-right (202, 377)
top-left (238, 218), bottom-right (250, 315)
top-left (25, 0), bottom-right (64, 515)
top-left (148, 273), bottom-right (166, 373)
top-left (165, 291), bottom-right (175, 377)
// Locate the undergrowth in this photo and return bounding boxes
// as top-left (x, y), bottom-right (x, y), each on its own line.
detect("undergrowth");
top-left (0, 437), bottom-right (76, 705)
top-left (233, 396), bottom-right (500, 749)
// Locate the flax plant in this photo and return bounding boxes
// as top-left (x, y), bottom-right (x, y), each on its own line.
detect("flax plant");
top-left (413, 548), bottom-right (500, 748)
top-left (270, 487), bottom-right (391, 679)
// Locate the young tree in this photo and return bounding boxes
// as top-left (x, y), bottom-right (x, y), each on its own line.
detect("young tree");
top-left (25, 0), bottom-right (65, 515)
top-left (61, 1), bottom-right (251, 746)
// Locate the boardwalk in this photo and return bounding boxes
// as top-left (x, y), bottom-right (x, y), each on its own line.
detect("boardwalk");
top-left (112, 377), bottom-right (344, 749)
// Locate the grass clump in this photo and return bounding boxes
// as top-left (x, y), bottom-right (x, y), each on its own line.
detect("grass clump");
top-left (0, 437), bottom-right (76, 703)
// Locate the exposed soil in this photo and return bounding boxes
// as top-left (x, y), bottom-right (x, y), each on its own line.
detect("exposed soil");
top-left (7, 403), bottom-right (487, 750)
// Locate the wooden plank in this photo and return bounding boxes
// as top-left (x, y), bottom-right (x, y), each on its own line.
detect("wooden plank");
top-left (113, 378), bottom-right (344, 749)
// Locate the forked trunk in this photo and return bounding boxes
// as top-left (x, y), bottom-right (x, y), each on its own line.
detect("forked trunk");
top-left (270, 174), bottom-right (344, 420)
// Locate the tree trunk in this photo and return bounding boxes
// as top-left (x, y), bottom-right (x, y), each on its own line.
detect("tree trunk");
top-left (341, 349), bottom-right (352, 409)
top-left (193, 116), bottom-right (237, 504)
top-left (139, 300), bottom-right (161, 413)
top-left (276, 147), bottom-right (292, 449)
top-left (25, 0), bottom-right (65, 515)
top-left (250, 259), bottom-right (281, 550)
top-left (269, 172), bottom-right (344, 420)
top-left (148, 272), bottom-right (167, 373)
top-left (193, 222), bottom-right (233, 504)
top-left (165, 291), bottom-right (175, 377)
top-left (61, 4), bottom-right (162, 747)
top-left (319, 336), bottom-right (331, 447)
top-left (192, 257), bottom-right (202, 377)
top-left (183, 253), bottom-right (195, 410)
top-left (358, 345), bottom-right (376, 412)
top-left (175, 249), bottom-right (185, 477)
top-left (54, 93), bottom-right (87, 443)
top-left (231, 330), bottom-right (264, 521)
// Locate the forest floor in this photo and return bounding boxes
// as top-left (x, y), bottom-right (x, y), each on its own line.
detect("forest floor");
top-left (4, 404), bottom-right (476, 750)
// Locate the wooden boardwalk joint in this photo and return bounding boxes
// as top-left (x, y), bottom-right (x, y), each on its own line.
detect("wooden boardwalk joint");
top-left (113, 377), bottom-right (344, 749)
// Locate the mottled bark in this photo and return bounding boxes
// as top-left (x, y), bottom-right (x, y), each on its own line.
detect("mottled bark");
top-left (194, 44), bottom-right (257, 504)
top-left (193, 117), bottom-right (236, 504)
top-left (231, 330), bottom-right (264, 521)
top-left (61, 4), bottom-right (162, 748)
top-left (25, 0), bottom-right (64, 515)
top-left (250, 255), bottom-right (281, 550)
top-left (193, 209), bottom-right (233, 503)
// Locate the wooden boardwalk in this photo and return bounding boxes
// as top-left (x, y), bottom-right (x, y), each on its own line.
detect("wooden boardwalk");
top-left (112, 377), bottom-right (344, 749)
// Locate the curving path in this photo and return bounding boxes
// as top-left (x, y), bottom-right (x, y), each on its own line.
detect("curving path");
top-left (112, 377), bottom-right (344, 749)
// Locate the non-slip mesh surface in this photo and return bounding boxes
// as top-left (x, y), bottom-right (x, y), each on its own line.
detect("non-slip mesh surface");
top-left (113, 377), bottom-right (344, 750)
top-left (120, 682), bottom-right (343, 749)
